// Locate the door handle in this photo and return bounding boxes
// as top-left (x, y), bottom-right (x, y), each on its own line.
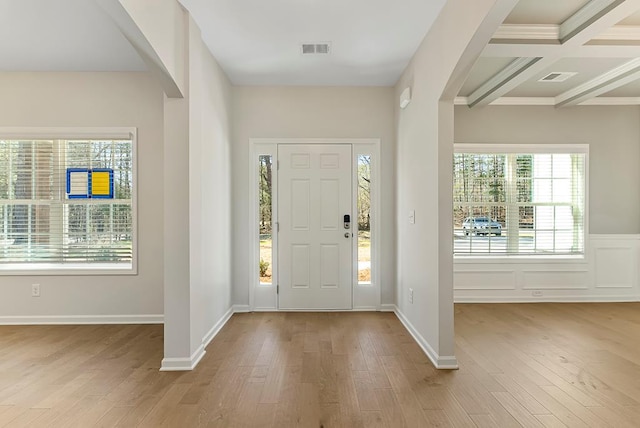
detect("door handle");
top-left (344, 233), bottom-right (351, 238)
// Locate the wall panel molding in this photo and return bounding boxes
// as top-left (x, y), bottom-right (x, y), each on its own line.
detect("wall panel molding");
top-left (454, 234), bottom-right (640, 302)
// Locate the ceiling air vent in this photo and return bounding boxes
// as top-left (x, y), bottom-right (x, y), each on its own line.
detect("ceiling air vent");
top-left (539, 72), bottom-right (577, 82)
top-left (301, 42), bottom-right (331, 55)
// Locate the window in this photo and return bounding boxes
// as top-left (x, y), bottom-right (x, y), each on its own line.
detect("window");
top-left (454, 145), bottom-right (586, 256)
top-left (357, 155), bottom-right (371, 283)
top-left (0, 132), bottom-right (135, 272)
top-left (258, 154), bottom-right (273, 284)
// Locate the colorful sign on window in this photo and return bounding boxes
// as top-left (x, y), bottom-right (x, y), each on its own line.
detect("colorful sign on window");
top-left (66, 168), bottom-right (114, 199)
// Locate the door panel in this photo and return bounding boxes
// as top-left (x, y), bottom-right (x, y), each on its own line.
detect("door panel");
top-left (278, 144), bottom-right (352, 309)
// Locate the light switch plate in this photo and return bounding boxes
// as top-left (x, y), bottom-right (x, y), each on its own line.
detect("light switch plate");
top-left (408, 210), bottom-right (415, 224)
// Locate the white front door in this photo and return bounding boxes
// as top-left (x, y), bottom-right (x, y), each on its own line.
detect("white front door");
top-left (278, 144), bottom-right (353, 310)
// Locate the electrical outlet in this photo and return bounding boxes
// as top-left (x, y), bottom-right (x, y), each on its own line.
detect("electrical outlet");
top-left (532, 290), bottom-right (543, 297)
top-left (32, 284), bottom-right (40, 297)
top-left (409, 288), bottom-right (414, 304)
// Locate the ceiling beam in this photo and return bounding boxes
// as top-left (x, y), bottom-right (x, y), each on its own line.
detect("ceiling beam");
top-left (559, 0), bottom-right (625, 42)
top-left (491, 24), bottom-right (640, 43)
top-left (467, 57), bottom-right (542, 107)
top-left (96, 0), bottom-right (185, 98)
top-left (492, 24), bottom-right (560, 41)
top-left (455, 96), bottom-right (640, 106)
top-left (484, 43), bottom-right (640, 58)
top-left (442, 0), bottom-right (521, 101)
top-left (469, 0), bottom-right (640, 107)
top-left (556, 58), bottom-right (640, 106)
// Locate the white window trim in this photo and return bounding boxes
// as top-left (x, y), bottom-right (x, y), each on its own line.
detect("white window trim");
top-left (248, 138), bottom-right (381, 311)
top-left (352, 145), bottom-right (379, 290)
top-left (453, 143), bottom-right (590, 263)
top-left (249, 142), bottom-right (279, 311)
top-left (0, 127), bottom-right (138, 275)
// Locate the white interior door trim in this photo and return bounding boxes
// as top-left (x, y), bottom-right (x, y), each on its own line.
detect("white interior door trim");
top-left (249, 138), bottom-right (381, 312)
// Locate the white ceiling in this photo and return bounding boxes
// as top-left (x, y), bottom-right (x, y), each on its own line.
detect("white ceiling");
top-left (0, 0), bottom-right (145, 72)
top-left (458, 0), bottom-right (640, 106)
top-left (178, 0), bottom-right (447, 86)
top-left (6, 0), bottom-right (640, 102)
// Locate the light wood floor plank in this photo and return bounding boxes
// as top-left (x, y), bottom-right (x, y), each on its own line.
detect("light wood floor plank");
top-left (1, 306), bottom-right (640, 426)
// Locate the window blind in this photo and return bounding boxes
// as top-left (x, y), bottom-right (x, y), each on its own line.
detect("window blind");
top-left (0, 139), bottom-right (133, 266)
top-left (453, 148), bottom-right (586, 256)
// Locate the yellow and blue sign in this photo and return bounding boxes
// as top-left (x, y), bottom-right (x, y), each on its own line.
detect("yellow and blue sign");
top-left (66, 168), bottom-right (114, 199)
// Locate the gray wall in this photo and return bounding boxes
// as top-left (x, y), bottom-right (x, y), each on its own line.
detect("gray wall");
top-left (455, 105), bottom-right (640, 234)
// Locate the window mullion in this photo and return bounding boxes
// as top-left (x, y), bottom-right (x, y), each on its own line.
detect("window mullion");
top-left (572, 154), bottom-right (583, 252)
top-left (51, 140), bottom-right (64, 263)
top-left (505, 154), bottom-right (519, 253)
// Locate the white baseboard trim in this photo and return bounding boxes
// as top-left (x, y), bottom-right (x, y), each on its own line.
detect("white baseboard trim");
top-left (160, 344), bottom-right (206, 372)
top-left (379, 304), bottom-right (396, 312)
top-left (252, 307), bottom-right (277, 312)
top-left (353, 306), bottom-right (378, 311)
top-left (455, 295), bottom-right (640, 303)
top-left (392, 306), bottom-right (459, 370)
top-left (0, 314), bottom-right (164, 325)
top-left (233, 305), bottom-right (251, 313)
top-left (161, 305), bottom-right (237, 372)
top-left (202, 307), bottom-right (234, 348)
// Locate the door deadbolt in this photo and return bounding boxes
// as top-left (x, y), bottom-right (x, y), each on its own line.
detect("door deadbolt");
top-left (344, 214), bottom-right (351, 229)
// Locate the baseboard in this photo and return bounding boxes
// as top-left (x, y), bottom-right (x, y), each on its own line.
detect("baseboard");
top-left (252, 307), bottom-right (277, 312)
top-left (379, 304), bottom-right (396, 312)
top-left (160, 344), bottom-right (206, 372)
top-left (161, 305), bottom-right (236, 372)
top-left (454, 295), bottom-right (640, 303)
top-left (233, 305), bottom-right (251, 313)
top-left (392, 306), bottom-right (459, 370)
top-left (0, 314), bottom-right (164, 325)
top-left (202, 306), bottom-right (234, 348)
top-left (353, 306), bottom-right (378, 311)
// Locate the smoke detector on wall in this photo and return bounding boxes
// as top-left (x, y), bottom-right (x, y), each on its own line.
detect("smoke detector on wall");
top-left (301, 42), bottom-right (331, 55)
top-left (538, 72), bottom-right (577, 82)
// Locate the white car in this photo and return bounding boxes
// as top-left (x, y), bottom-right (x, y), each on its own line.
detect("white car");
top-left (462, 217), bottom-right (502, 236)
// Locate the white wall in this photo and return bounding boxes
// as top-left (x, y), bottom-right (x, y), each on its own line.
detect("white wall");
top-left (453, 105), bottom-right (640, 302)
top-left (157, 9), bottom-right (233, 369)
top-left (231, 86), bottom-right (396, 307)
top-left (394, 0), bottom-right (518, 368)
top-left (189, 19), bottom-right (233, 353)
top-left (0, 72), bottom-right (164, 322)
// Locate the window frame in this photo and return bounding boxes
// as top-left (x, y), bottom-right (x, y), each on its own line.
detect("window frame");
top-left (453, 143), bottom-right (589, 262)
top-left (0, 127), bottom-right (138, 275)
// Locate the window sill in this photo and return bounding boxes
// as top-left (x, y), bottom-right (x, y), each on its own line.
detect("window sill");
top-left (0, 263), bottom-right (136, 276)
top-left (454, 254), bottom-right (587, 264)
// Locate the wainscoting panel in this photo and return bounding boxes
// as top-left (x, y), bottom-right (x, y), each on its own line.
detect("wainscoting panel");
top-left (456, 270), bottom-right (516, 290)
top-left (454, 235), bottom-right (640, 302)
top-left (595, 246), bottom-right (636, 289)
top-left (521, 270), bottom-right (589, 290)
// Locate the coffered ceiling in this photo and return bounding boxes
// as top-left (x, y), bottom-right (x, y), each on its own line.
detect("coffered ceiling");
top-left (457, 0), bottom-right (640, 106)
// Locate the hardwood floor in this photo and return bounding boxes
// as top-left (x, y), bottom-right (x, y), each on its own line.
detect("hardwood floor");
top-left (1, 304), bottom-right (640, 427)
